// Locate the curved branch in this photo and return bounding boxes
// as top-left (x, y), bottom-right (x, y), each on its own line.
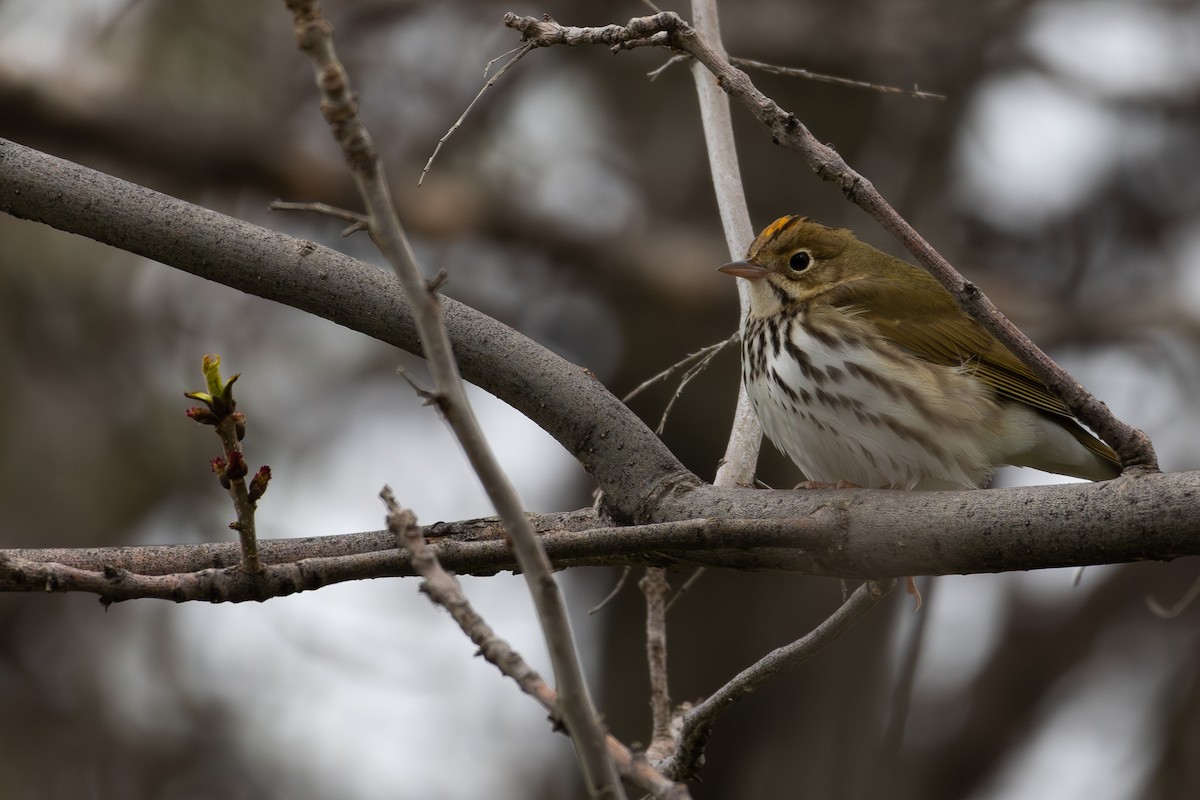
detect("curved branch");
top-left (0, 137), bottom-right (695, 521)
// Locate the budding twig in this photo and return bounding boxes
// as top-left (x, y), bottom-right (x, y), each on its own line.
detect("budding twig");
top-left (184, 354), bottom-right (271, 573)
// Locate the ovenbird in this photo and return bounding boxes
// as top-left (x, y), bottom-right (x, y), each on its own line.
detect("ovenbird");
top-left (719, 216), bottom-right (1121, 490)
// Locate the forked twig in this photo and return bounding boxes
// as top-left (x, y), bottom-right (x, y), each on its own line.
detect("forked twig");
top-left (419, 42), bottom-right (536, 186)
top-left (622, 335), bottom-right (736, 404)
top-left (483, 44), bottom-right (527, 77)
top-left (659, 579), bottom-right (896, 780)
top-left (381, 487), bottom-right (690, 800)
top-left (623, 335), bottom-right (737, 435)
top-left (654, 339), bottom-right (731, 435)
top-left (269, 199), bottom-right (369, 236)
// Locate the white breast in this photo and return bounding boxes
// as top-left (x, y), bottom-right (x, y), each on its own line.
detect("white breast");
top-left (743, 311), bottom-right (1010, 490)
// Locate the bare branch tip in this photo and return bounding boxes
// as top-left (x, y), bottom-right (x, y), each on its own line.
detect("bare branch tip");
top-left (426, 269), bottom-right (450, 293)
top-left (422, 42), bottom-right (533, 186)
top-left (589, 566), bottom-right (632, 614)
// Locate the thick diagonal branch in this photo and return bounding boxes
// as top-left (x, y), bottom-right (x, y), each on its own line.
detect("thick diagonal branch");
top-left (281, 3), bottom-right (623, 795)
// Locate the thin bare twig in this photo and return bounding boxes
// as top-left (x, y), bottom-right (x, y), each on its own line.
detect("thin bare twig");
top-left (419, 42), bottom-right (535, 186)
top-left (622, 336), bottom-right (736, 437)
top-left (731, 57), bottom-right (944, 100)
top-left (622, 336), bottom-right (735, 405)
top-left (656, 339), bottom-right (732, 436)
top-left (647, 54), bottom-right (689, 81)
top-left (643, 53), bottom-right (945, 100)
top-left (658, 579), bottom-right (896, 780)
top-left (664, 567), bottom-right (705, 612)
top-left (589, 566), bottom-right (632, 615)
top-left (269, 199), bottom-right (369, 236)
top-left (283, 3), bottom-right (623, 796)
top-left (482, 44), bottom-right (526, 77)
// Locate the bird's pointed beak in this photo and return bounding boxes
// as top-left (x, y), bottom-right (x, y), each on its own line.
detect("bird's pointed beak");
top-left (718, 260), bottom-right (768, 280)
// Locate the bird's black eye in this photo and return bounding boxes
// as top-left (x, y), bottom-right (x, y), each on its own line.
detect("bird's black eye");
top-left (789, 250), bottom-right (812, 273)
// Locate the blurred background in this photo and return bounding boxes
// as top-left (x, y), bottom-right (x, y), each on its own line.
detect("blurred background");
top-left (2, 0), bottom-right (1199, 798)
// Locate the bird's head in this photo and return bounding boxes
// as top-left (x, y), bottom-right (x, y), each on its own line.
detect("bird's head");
top-left (718, 216), bottom-right (906, 318)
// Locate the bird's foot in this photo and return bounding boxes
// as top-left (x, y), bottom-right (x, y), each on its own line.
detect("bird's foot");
top-left (905, 576), bottom-right (923, 612)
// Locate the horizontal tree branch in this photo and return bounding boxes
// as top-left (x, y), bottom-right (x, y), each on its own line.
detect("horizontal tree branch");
top-left (3, 471), bottom-right (1196, 603)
